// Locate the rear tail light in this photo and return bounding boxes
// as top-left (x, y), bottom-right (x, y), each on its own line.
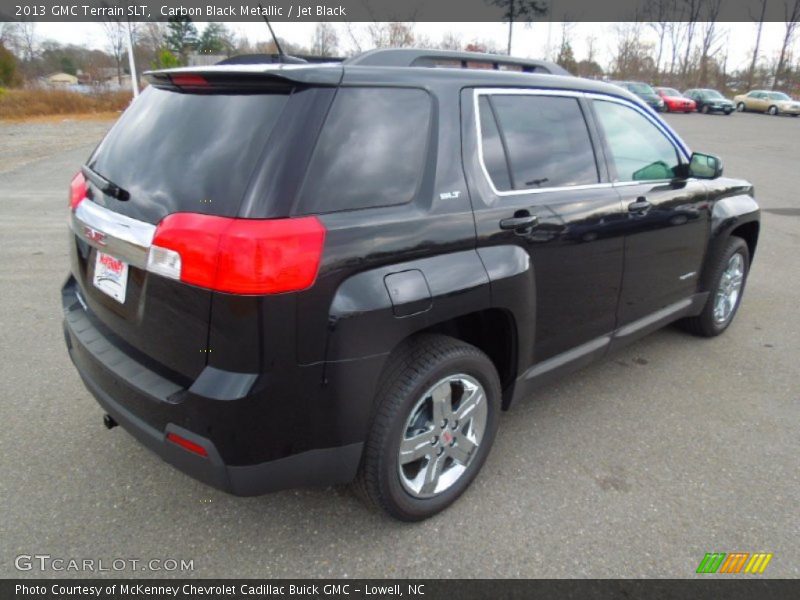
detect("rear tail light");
top-left (69, 171), bottom-right (87, 210)
top-left (147, 214), bottom-right (326, 295)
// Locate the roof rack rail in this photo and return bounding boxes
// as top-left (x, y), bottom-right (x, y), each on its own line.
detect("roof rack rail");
top-left (345, 48), bottom-right (570, 75)
top-left (217, 53), bottom-right (345, 66)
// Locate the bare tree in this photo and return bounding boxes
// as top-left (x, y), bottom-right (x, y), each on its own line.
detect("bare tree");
top-left (311, 23), bottom-right (339, 57)
top-left (438, 32), bottom-right (463, 51)
top-left (611, 22), bottom-right (655, 80)
top-left (17, 21), bottom-right (37, 62)
top-left (343, 23), bottom-right (363, 55)
top-left (367, 22), bottom-right (416, 48)
top-left (697, 0), bottom-right (725, 86)
top-left (101, 21), bottom-right (127, 85)
top-left (585, 34), bottom-right (597, 65)
top-left (491, 0), bottom-right (548, 55)
top-left (680, 0), bottom-right (702, 79)
top-left (748, 0), bottom-right (769, 88)
top-left (666, 22), bottom-right (686, 77)
top-left (645, 0), bottom-right (676, 83)
top-left (774, 0), bottom-right (800, 89)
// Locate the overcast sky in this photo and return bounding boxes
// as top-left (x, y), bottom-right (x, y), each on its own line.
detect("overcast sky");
top-left (33, 21), bottom-right (791, 73)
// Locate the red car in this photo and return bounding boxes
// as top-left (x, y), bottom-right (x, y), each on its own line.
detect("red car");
top-left (655, 87), bottom-right (696, 113)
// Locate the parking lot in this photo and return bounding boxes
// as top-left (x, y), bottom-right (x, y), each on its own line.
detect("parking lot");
top-left (0, 111), bottom-right (797, 578)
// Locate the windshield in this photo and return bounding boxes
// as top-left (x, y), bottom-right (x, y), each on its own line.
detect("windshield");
top-left (627, 83), bottom-right (656, 95)
top-left (660, 88), bottom-right (681, 97)
top-left (769, 92), bottom-right (791, 101)
top-left (702, 90), bottom-right (724, 99)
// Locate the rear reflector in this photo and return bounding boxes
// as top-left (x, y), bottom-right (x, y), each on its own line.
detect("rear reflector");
top-left (166, 432), bottom-right (208, 457)
top-left (69, 171), bottom-right (87, 210)
top-left (148, 214), bottom-right (326, 295)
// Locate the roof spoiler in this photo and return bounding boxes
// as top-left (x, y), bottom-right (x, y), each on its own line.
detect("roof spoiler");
top-left (345, 48), bottom-right (570, 75)
top-left (143, 64), bottom-right (343, 91)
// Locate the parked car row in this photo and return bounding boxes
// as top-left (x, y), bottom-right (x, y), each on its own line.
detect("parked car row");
top-left (611, 80), bottom-right (800, 117)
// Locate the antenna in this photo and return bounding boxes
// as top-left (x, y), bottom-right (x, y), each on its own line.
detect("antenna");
top-left (258, 3), bottom-right (287, 61)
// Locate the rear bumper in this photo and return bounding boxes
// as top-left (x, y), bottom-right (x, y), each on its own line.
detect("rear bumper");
top-left (62, 276), bottom-right (363, 496)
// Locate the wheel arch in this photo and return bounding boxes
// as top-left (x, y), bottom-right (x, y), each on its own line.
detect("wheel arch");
top-left (415, 308), bottom-right (519, 409)
top-left (699, 188), bottom-right (760, 293)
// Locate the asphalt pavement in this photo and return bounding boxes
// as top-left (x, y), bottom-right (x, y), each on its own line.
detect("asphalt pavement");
top-left (0, 111), bottom-right (797, 578)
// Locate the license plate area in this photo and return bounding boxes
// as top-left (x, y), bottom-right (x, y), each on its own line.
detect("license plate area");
top-left (93, 251), bottom-right (129, 304)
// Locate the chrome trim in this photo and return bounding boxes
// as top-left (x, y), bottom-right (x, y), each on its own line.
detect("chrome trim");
top-left (472, 88), bottom-right (692, 197)
top-left (70, 200), bottom-right (155, 269)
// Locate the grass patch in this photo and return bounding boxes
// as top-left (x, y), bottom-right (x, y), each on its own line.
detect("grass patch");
top-left (0, 88), bottom-right (131, 120)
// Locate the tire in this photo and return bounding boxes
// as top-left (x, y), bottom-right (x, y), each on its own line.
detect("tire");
top-left (725, 110), bottom-right (733, 115)
top-left (737, 102), bottom-right (745, 112)
top-left (792, 114), bottom-right (798, 118)
top-left (353, 334), bottom-right (501, 521)
top-left (701, 105), bottom-right (710, 114)
top-left (679, 237), bottom-right (750, 337)
top-left (768, 105), bottom-right (778, 116)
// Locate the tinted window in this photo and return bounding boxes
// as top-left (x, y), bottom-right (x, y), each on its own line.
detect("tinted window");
top-left (480, 94), bottom-right (599, 191)
top-left (594, 100), bottom-right (680, 181)
top-left (90, 86), bottom-right (289, 219)
top-left (478, 96), bottom-right (512, 191)
top-left (297, 87), bottom-right (431, 213)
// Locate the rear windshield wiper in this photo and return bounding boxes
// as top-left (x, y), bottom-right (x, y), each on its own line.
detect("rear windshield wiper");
top-left (81, 165), bottom-right (130, 201)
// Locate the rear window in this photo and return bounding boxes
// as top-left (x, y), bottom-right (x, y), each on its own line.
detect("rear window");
top-left (296, 87), bottom-right (432, 214)
top-left (89, 86), bottom-right (289, 220)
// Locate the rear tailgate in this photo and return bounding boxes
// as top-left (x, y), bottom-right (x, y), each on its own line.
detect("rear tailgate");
top-left (67, 83), bottom-right (293, 381)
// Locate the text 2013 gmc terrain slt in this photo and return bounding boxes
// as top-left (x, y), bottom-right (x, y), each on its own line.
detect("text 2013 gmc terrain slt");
top-left (62, 49), bottom-right (760, 520)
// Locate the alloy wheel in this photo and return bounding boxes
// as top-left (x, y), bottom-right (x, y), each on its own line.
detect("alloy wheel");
top-left (713, 253), bottom-right (745, 324)
top-left (397, 374), bottom-right (488, 498)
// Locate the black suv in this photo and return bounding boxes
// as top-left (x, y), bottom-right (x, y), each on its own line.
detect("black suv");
top-left (63, 49), bottom-right (760, 521)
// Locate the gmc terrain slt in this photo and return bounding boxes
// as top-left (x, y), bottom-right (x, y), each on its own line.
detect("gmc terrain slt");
top-left (63, 49), bottom-right (760, 520)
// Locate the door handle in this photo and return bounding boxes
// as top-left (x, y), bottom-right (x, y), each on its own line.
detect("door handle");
top-left (628, 197), bottom-right (652, 213)
top-left (499, 214), bottom-right (539, 230)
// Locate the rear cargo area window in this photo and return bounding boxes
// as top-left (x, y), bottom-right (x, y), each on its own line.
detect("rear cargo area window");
top-left (297, 87), bottom-right (432, 213)
top-left (478, 94), bottom-right (599, 191)
top-left (88, 87), bottom-right (289, 220)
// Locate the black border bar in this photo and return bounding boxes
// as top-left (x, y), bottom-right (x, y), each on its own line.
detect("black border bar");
top-left (3, 579), bottom-right (799, 600)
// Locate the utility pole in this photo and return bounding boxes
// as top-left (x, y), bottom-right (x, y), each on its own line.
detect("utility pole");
top-left (125, 20), bottom-right (138, 98)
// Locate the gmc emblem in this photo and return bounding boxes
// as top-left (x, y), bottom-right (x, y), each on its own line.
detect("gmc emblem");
top-left (84, 226), bottom-right (107, 246)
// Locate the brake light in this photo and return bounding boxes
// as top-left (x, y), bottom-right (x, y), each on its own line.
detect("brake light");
top-left (147, 214), bottom-right (326, 295)
top-left (170, 74), bottom-right (209, 88)
top-left (166, 432), bottom-right (208, 457)
top-left (69, 171), bottom-right (87, 210)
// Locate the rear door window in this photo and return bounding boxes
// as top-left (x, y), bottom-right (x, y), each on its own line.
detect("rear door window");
top-left (477, 93), bottom-right (600, 192)
top-left (296, 87), bottom-right (432, 214)
top-left (89, 86), bottom-right (289, 221)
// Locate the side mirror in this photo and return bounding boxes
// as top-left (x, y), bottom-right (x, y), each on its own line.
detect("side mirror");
top-left (688, 152), bottom-right (723, 179)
